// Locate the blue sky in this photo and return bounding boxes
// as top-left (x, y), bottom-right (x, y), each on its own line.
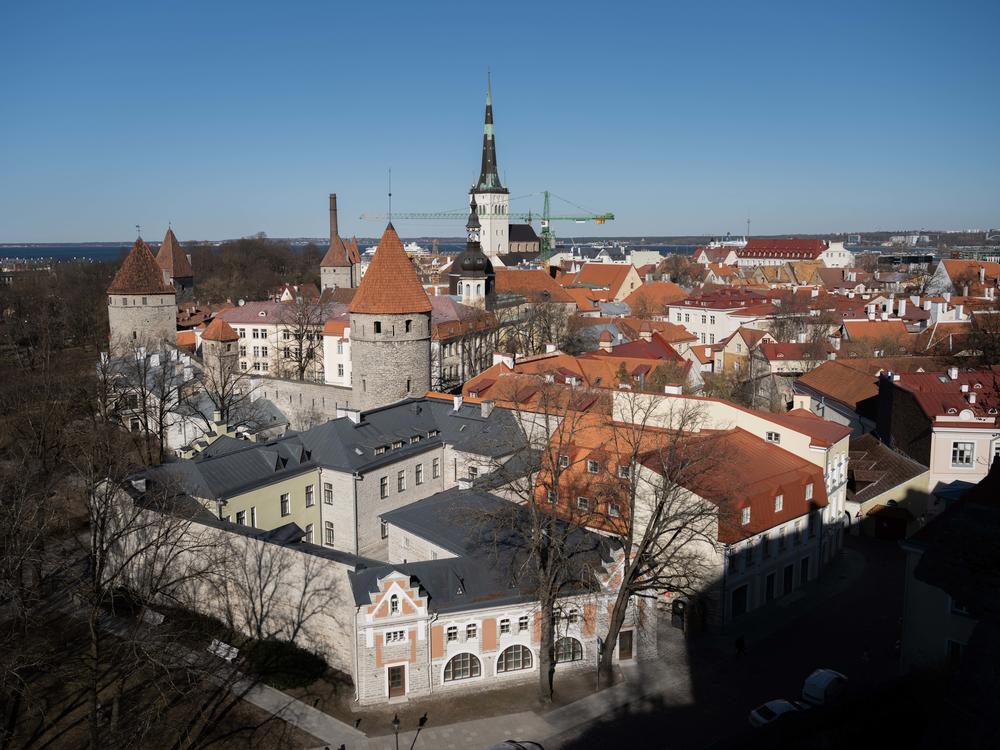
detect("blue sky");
top-left (1, 0), bottom-right (998, 242)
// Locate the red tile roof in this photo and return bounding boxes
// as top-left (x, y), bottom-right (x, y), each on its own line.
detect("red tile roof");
top-left (201, 317), bottom-right (239, 342)
top-left (349, 224), bottom-right (432, 315)
top-left (494, 268), bottom-right (574, 303)
top-left (155, 229), bottom-right (193, 278)
top-left (621, 281), bottom-right (688, 312)
top-left (891, 367), bottom-right (1000, 428)
top-left (737, 238), bottom-right (828, 261)
top-left (570, 263), bottom-right (636, 296)
top-left (842, 318), bottom-right (909, 342)
top-left (107, 238), bottom-right (174, 295)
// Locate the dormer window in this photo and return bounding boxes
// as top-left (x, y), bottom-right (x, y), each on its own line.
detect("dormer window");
top-left (389, 594), bottom-right (399, 615)
top-left (391, 441), bottom-right (403, 449)
top-left (805, 483), bottom-right (814, 500)
top-left (774, 494), bottom-right (783, 512)
top-left (741, 507), bottom-right (751, 525)
top-left (765, 431), bottom-right (780, 444)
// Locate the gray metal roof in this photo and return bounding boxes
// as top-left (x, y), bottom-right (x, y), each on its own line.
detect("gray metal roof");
top-left (143, 397), bottom-right (526, 501)
top-left (352, 488), bottom-right (616, 614)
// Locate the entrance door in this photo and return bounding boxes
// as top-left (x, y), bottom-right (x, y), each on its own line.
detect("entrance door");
top-left (387, 665), bottom-right (405, 698)
top-left (731, 584), bottom-right (748, 618)
top-left (783, 564), bottom-right (794, 595)
top-left (765, 573), bottom-right (775, 603)
top-left (618, 630), bottom-right (634, 660)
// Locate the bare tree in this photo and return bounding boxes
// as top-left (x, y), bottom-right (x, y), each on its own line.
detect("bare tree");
top-left (274, 298), bottom-right (327, 382)
top-left (189, 350), bottom-right (265, 432)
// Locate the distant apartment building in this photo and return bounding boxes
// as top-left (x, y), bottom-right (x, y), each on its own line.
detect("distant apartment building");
top-left (735, 239), bottom-right (852, 269)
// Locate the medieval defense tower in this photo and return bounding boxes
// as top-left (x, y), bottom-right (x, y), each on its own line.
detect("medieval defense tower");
top-left (107, 237), bottom-right (177, 355)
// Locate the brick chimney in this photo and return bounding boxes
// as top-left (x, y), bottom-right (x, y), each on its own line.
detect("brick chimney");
top-left (329, 193), bottom-right (339, 240)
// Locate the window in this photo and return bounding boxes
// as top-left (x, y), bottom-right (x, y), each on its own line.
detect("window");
top-left (380, 519), bottom-right (388, 539)
top-left (444, 653), bottom-right (481, 681)
top-left (609, 503), bottom-right (621, 518)
top-left (468, 466), bottom-right (478, 479)
top-left (389, 594), bottom-right (399, 615)
top-left (701, 315), bottom-right (707, 324)
top-left (432, 458), bottom-right (440, 478)
top-left (762, 533), bottom-right (770, 558)
top-left (250, 506), bottom-right (256, 527)
top-left (239, 345), bottom-right (247, 356)
top-left (446, 626), bottom-right (458, 641)
top-left (324, 521), bottom-right (334, 546)
top-left (252, 346), bottom-right (259, 357)
top-left (337, 364), bottom-right (344, 377)
top-left (558, 454), bottom-right (570, 468)
top-left (374, 321), bottom-right (382, 334)
top-left (547, 489), bottom-right (557, 504)
top-left (684, 313), bottom-right (690, 323)
top-left (405, 319), bottom-right (412, 333)
top-left (397, 470), bottom-right (406, 493)
top-left (710, 315), bottom-right (716, 325)
top-left (236, 510), bottom-right (246, 525)
top-left (391, 440), bottom-right (403, 450)
top-left (385, 630), bottom-right (406, 644)
top-left (260, 346), bottom-right (267, 357)
top-left (305, 484), bottom-right (314, 507)
top-left (587, 460), bottom-right (600, 474)
top-left (336, 341), bottom-right (343, 354)
top-left (499, 618), bottom-right (511, 634)
top-left (497, 644), bottom-right (532, 672)
top-left (518, 615), bottom-right (529, 632)
top-left (380, 477), bottom-right (388, 499)
top-left (415, 463), bottom-right (424, 485)
top-left (765, 431), bottom-right (780, 444)
top-left (577, 497), bottom-right (590, 511)
top-left (280, 494), bottom-right (290, 516)
top-left (951, 442), bottom-right (974, 467)
top-left (305, 523), bottom-right (314, 543)
top-left (745, 544), bottom-right (754, 566)
top-left (323, 482), bottom-right (333, 504)
top-left (805, 483), bottom-right (814, 501)
top-left (375, 446), bottom-right (387, 455)
top-left (554, 637), bottom-right (583, 663)
top-left (617, 464), bottom-right (630, 479)
top-left (466, 623), bottom-right (477, 639)
top-left (741, 507), bottom-right (751, 525)
top-left (237, 328), bottom-right (245, 338)
top-left (774, 494), bottom-right (783, 512)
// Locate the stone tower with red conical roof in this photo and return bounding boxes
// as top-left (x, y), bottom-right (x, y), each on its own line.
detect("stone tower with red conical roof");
top-left (107, 237), bottom-right (177, 355)
top-left (320, 194), bottom-right (358, 292)
top-left (200, 317), bottom-right (239, 374)
top-left (155, 227), bottom-right (194, 298)
top-left (349, 223), bottom-right (432, 411)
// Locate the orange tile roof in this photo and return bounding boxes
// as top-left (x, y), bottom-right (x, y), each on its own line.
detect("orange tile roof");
top-left (349, 223), bottom-right (432, 315)
top-left (621, 281), bottom-right (688, 312)
top-left (107, 238), bottom-right (174, 295)
top-left (616, 317), bottom-right (697, 343)
top-left (201, 317), bottom-right (239, 342)
top-left (940, 259), bottom-right (1000, 284)
top-left (155, 228), bottom-right (193, 278)
top-left (494, 268), bottom-right (574, 303)
top-left (176, 330), bottom-right (196, 351)
top-left (564, 287), bottom-right (602, 311)
top-left (323, 318), bottom-right (349, 337)
top-left (842, 318), bottom-right (909, 341)
top-left (570, 263), bottom-right (635, 295)
top-left (795, 360), bottom-right (880, 409)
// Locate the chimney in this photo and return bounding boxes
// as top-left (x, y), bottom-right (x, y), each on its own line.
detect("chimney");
top-left (599, 337), bottom-right (613, 353)
top-left (955, 304), bottom-right (964, 319)
top-left (867, 309), bottom-right (876, 321)
top-left (480, 399), bottom-right (495, 418)
top-left (962, 284), bottom-right (969, 298)
top-left (453, 395), bottom-right (463, 411)
top-left (880, 310), bottom-right (889, 321)
top-left (968, 392), bottom-right (976, 404)
top-left (663, 384), bottom-right (682, 395)
top-left (639, 327), bottom-right (652, 342)
top-left (336, 405), bottom-right (361, 424)
top-left (988, 287), bottom-right (996, 300)
top-left (457, 477), bottom-right (473, 490)
top-left (329, 193), bottom-right (339, 239)
top-left (212, 409), bottom-right (222, 424)
top-left (897, 298), bottom-right (907, 317)
top-left (948, 366), bottom-right (959, 381)
top-left (943, 292), bottom-right (951, 302)
top-left (545, 342), bottom-right (558, 354)
top-left (980, 265), bottom-right (986, 284)
top-left (960, 383), bottom-right (969, 393)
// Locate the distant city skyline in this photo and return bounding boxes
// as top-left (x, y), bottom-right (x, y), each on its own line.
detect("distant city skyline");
top-left (1, 0), bottom-right (998, 243)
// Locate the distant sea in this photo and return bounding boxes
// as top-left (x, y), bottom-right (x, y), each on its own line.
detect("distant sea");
top-left (0, 244), bottom-right (132, 262)
top-left (0, 240), bottom-right (702, 263)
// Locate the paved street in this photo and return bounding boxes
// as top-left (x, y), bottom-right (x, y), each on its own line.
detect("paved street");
top-left (549, 534), bottom-right (906, 749)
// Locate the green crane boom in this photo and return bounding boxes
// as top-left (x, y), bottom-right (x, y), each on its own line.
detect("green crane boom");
top-left (359, 190), bottom-right (614, 259)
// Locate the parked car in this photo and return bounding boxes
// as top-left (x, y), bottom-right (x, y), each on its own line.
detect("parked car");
top-left (801, 668), bottom-right (848, 706)
top-left (748, 699), bottom-right (808, 728)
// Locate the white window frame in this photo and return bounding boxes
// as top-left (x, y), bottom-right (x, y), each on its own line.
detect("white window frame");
top-left (951, 441), bottom-right (975, 468)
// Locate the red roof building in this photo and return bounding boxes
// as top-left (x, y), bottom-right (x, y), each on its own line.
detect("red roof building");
top-left (349, 224), bottom-right (432, 315)
top-left (107, 238), bottom-right (174, 295)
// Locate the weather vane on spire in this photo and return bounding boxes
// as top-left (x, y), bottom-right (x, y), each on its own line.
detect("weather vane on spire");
top-left (135, 224), bottom-right (141, 238)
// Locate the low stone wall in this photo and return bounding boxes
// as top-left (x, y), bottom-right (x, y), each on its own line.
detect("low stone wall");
top-left (254, 376), bottom-right (353, 430)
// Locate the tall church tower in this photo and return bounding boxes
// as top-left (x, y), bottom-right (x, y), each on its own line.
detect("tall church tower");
top-left (449, 196), bottom-right (495, 309)
top-left (470, 77), bottom-right (509, 259)
top-left (349, 223), bottom-right (432, 412)
top-left (107, 237), bottom-right (177, 355)
top-left (320, 193), bottom-right (358, 292)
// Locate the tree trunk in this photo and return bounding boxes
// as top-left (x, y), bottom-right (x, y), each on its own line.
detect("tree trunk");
top-left (598, 583), bottom-right (632, 684)
top-left (88, 611), bottom-right (101, 749)
top-left (537, 594), bottom-right (555, 703)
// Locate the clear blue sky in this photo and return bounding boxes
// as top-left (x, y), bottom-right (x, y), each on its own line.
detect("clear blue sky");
top-left (2, 0), bottom-right (998, 242)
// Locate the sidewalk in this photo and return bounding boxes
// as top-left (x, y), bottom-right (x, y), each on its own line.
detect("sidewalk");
top-left (242, 680), bottom-right (368, 749)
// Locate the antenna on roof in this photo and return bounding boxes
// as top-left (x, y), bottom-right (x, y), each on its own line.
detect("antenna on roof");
top-left (387, 168), bottom-right (392, 223)
top-left (135, 224), bottom-right (141, 239)
top-left (746, 215), bottom-right (751, 239)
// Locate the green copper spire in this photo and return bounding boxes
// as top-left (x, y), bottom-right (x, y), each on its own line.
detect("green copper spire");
top-left (474, 74), bottom-right (506, 194)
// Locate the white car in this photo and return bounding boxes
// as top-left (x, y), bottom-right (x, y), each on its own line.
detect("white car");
top-left (748, 699), bottom-right (807, 728)
top-left (801, 668), bottom-right (848, 706)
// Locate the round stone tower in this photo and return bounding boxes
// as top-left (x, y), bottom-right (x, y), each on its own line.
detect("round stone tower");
top-left (200, 317), bottom-right (240, 372)
top-left (107, 237), bottom-right (177, 355)
top-left (349, 223), bottom-right (432, 412)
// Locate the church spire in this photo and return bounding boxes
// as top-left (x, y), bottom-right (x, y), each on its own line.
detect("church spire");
top-left (475, 74), bottom-right (506, 193)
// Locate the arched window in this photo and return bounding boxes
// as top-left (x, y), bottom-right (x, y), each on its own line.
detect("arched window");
top-left (497, 645), bottom-right (532, 673)
top-left (389, 594), bottom-right (399, 615)
top-left (476, 283), bottom-right (482, 295)
top-left (554, 637), bottom-right (583, 663)
top-left (443, 653), bottom-right (481, 681)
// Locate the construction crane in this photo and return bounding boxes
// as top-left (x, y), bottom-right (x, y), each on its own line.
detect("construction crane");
top-left (360, 190), bottom-right (614, 259)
